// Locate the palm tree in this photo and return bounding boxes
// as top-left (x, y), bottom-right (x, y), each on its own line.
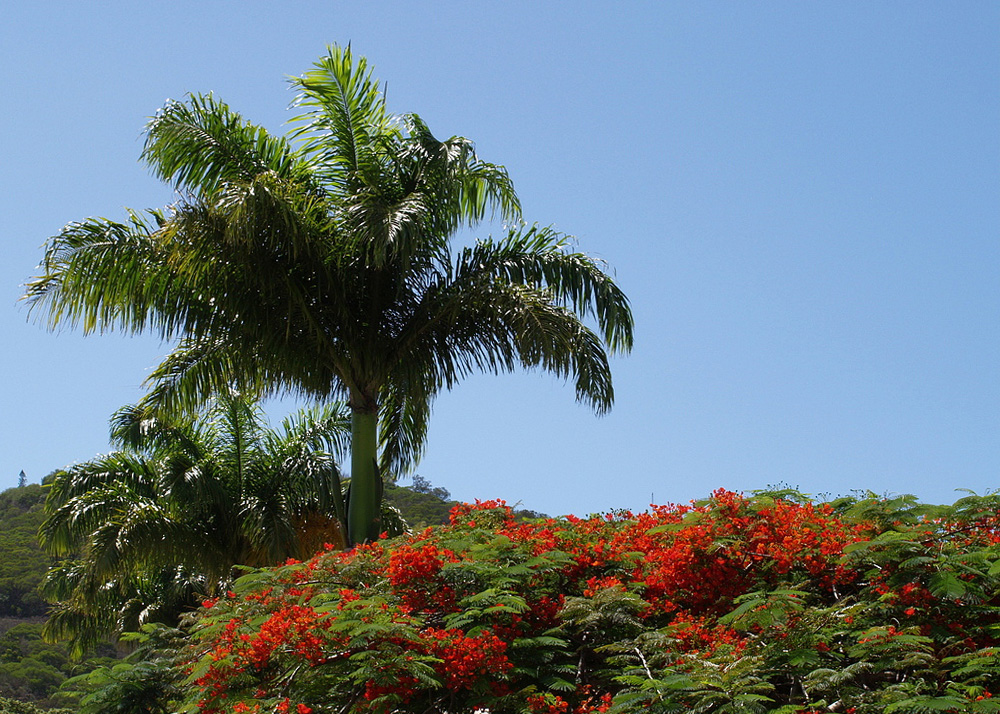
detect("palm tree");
top-left (38, 395), bottom-right (355, 653)
top-left (25, 46), bottom-right (634, 545)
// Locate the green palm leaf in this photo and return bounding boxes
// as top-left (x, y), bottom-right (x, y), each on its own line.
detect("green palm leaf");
top-left (143, 93), bottom-right (313, 197)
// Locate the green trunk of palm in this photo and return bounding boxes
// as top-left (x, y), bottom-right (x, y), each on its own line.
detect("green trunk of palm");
top-left (348, 409), bottom-right (380, 545)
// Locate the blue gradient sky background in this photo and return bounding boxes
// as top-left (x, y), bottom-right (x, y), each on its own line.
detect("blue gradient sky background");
top-left (2, 2), bottom-right (997, 515)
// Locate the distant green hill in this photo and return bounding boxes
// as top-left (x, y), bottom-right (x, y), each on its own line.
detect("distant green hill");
top-left (0, 486), bottom-right (118, 707)
top-left (0, 485), bottom-right (49, 619)
top-left (386, 476), bottom-right (547, 529)
top-left (0, 618), bottom-right (116, 707)
top-left (0, 694), bottom-right (69, 714)
top-left (385, 476), bottom-right (457, 529)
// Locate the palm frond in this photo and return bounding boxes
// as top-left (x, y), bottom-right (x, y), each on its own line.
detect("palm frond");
top-left (40, 391), bottom-right (353, 645)
top-left (277, 402), bottom-right (352, 457)
top-left (289, 45), bottom-right (397, 191)
top-left (40, 459), bottom-right (159, 555)
top-left (23, 211), bottom-right (184, 337)
top-left (459, 225), bottom-right (634, 353)
top-left (402, 113), bottom-right (521, 228)
top-left (378, 373), bottom-right (434, 475)
top-left (142, 93), bottom-right (314, 197)
top-left (395, 245), bottom-right (622, 414)
top-left (109, 404), bottom-right (204, 459)
top-left (140, 337), bottom-right (270, 415)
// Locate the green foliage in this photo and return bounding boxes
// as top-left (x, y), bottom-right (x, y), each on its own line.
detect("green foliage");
top-left (38, 394), bottom-right (353, 654)
top-left (0, 661), bottom-right (63, 703)
top-left (0, 486), bottom-right (50, 618)
top-left (61, 625), bottom-right (186, 714)
top-left (0, 620), bottom-right (117, 707)
top-left (0, 695), bottom-right (70, 714)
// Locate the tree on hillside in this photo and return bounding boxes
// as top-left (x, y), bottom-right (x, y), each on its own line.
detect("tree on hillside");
top-left (409, 474), bottom-right (451, 501)
top-left (38, 394), bottom-right (355, 653)
top-left (25, 45), bottom-right (633, 546)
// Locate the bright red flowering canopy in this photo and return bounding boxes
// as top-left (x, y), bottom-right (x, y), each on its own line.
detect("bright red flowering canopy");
top-left (180, 490), bottom-right (1000, 714)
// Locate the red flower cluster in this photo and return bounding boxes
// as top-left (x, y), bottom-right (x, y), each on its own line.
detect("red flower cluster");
top-left (422, 627), bottom-right (511, 689)
top-left (386, 542), bottom-right (459, 611)
top-left (247, 604), bottom-right (328, 667)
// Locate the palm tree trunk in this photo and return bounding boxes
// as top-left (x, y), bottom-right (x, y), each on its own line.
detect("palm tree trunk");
top-left (348, 408), bottom-right (381, 545)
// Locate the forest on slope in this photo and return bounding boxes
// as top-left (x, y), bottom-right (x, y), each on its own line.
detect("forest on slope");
top-left (0, 484), bottom-right (48, 619)
top-left (0, 483), bottom-right (115, 708)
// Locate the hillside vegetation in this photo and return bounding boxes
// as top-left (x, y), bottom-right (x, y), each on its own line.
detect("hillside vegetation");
top-left (0, 485), bottom-right (49, 618)
top-left (0, 486), bottom-right (120, 706)
top-left (386, 476), bottom-right (546, 529)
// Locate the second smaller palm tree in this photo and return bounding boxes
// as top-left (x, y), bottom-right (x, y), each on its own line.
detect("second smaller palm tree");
top-left (39, 394), bottom-right (356, 652)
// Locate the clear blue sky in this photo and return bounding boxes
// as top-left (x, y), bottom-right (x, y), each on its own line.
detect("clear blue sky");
top-left (2, 2), bottom-right (997, 516)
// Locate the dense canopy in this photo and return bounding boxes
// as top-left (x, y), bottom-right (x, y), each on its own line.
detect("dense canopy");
top-left (38, 395), bottom-right (354, 653)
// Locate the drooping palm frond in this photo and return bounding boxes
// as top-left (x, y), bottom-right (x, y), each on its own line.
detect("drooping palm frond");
top-left (43, 562), bottom-right (209, 657)
top-left (377, 370), bottom-right (435, 475)
top-left (83, 490), bottom-right (229, 582)
top-left (40, 456), bottom-right (160, 556)
top-left (451, 225), bottom-right (634, 352)
top-left (383, 226), bottom-right (631, 417)
top-left (109, 404), bottom-right (203, 456)
top-left (24, 211), bottom-right (180, 337)
top-left (400, 113), bottom-right (521, 230)
top-left (418, 279), bottom-right (616, 411)
top-left (138, 331), bottom-right (343, 419)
